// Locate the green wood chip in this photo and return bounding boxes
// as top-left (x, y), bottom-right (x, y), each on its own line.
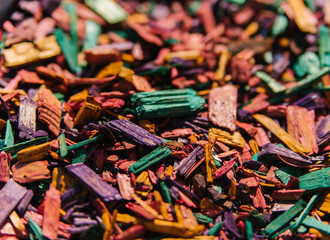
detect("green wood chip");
top-left (262, 199), bottom-right (306, 237)
top-left (85, 0), bottom-right (127, 24)
top-left (299, 168), bottom-right (330, 192)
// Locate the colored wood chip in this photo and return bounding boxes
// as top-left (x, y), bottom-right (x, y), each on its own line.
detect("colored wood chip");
top-left (262, 199), bottom-right (306, 237)
top-left (0, 151), bottom-right (10, 183)
top-left (58, 133), bottom-right (68, 158)
top-left (0, 179), bottom-right (28, 227)
top-left (37, 88), bottom-right (62, 136)
top-left (0, 1), bottom-right (330, 239)
top-left (209, 128), bottom-right (245, 149)
top-left (18, 97), bottom-right (37, 139)
top-left (253, 114), bottom-right (310, 154)
top-left (286, 105), bottom-right (318, 154)
top-left (12, 160), bottom-right (50, 184)
top-left (208, 85), bottom-right (237, 131)
top-left (42, 184), bottom-right (61, 240)
top-left (287, 0), bottom-right (317, 34)
top-left (116, 173), bottom-right (134, 200)
top-left (65, 163), bottom-right (122, 202)
top-left (131, 89), bottom-right (205, 119)
top-left (4, 120), bottom-right (14, 147)
top-left (16, 142), bottom-right (51, 163)
top-left (129, 146), bottom-right (171, 174)
top-left (272, 189), bottom-right (305, 201)
top-left (299, 168), bottom-right (330, 192)
top-left (74, 95), bottom-right (102, 127)
top-left (105, 119), bottom-right (163, 147)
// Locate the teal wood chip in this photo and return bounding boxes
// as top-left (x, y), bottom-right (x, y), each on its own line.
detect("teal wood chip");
top-left (299, 168), bottom-right (330, 192)
top-left (129, 146), bottom-right (171, 174)
top-left (4, 120), bottom-right (14, 147)
top-left (262, 199), bottom-right (306, 237)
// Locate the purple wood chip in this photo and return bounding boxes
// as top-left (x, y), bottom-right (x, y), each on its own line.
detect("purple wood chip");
top-left (170, 119), bottom-right (208, 134)
top-left (271, 56), bottom-right (290, 79)
top-left (65, 163), bottom-right (122, 202)
top-left (0, 179), bottom-right (28, 227)
top-left (177, 146), bottom-right (204, 177)
top-left (16, 189), bottom-right (34, 217)
top-left (105, 119), bottom-right (163, 147)
top-left (292, 92), bottom-right (325, 110)
top-left (316, 114), bottom-right (330, 145)
top-left (258, 143), bottom-right (312, 166)
top-left (223, 210), bottom-right (241, 239)
top-left (165, 176), bottom-right (201, 203)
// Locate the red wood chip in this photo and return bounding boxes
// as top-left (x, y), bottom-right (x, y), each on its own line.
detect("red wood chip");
top-left (37, 88), bottom-right (62, 136)
top-left (42, 184), bottom-right (61, 240)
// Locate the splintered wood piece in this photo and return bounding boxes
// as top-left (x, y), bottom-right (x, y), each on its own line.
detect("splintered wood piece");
top-left (286, 106), bottom-right (318, 154)
top-left (0, 179), bottom-right (28, 227)
top-left (250, 186), bottom-right (267, 209)
top-left (42, 185), bottom-right (61, 240)
top-left (37, 89), bottom-right (62, 136)
top-left (18, 97), bottom-right (37, 139)
top-left (116, 173), bottom-right (134, 200)
top-left (209, 128), bottom-right (245, 149)
top-left (254, 127), bottom-right (271, 147)
top-left (258, 143), bottom-right (313, 166)
top-left (65, 163), bottom-right (122, 202)
top-left (205, 143), bottom-right (216, 184)
top-left (0, 151), bottom-right (10, 183)
top-left (266, 166), bottom-right (280, 184)
top-left (12, 160), bottom-right (50, 184)
top-left (213, 155), bottom-right (238, 179)
top-left (74, 95), bottom-right (102, 127)
top-left (208, 85), bottom-right (237, 131)
top-left (253, 114), bottom-right (310, 154)
top-left (176, 146), bottom-right (203, 177)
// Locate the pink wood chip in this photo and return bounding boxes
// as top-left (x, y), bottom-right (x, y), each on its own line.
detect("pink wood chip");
top-left (209, 85), bottom-right (237, 131)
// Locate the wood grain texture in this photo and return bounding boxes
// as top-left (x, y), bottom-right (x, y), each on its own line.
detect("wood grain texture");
top-left (209, 85), bottom-right (237, 131)
top-left (287, 106), bottom-right (318, 154)
top-left (42, 185), bottom-right (61, 240)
